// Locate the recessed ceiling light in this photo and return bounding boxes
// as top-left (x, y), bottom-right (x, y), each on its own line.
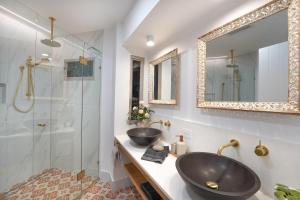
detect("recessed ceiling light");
top-left (146, 35), bottom-right (155, 47)
top-left (41, 53), bottom-right (49, 57)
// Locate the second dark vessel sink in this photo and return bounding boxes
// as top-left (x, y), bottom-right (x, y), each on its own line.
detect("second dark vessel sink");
top-left (127, 128), bottom-right (162, 146)
top-left (176, 152), bottom-right (261, 200)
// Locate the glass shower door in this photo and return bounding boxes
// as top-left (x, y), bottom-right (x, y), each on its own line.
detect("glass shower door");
top-left (49, 37), bottom-right (84, 199)
top-left (80, 45), bottom-right (101, 192)
top-left (32, 31), bottom-right (53, 178)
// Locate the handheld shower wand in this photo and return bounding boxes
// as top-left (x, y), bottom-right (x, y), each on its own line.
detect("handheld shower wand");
top-left (13, 56), bottom-right (35, 113)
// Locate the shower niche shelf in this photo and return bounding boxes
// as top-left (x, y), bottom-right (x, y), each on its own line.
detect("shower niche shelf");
top-left (35, 63), bottom-right (62, 70)
top-left (29, 96), bottom-right (66, 102)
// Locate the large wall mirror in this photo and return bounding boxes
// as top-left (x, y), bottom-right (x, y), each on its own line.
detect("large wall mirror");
top-left (149, 49), bottom-right (179, 105)
top-left (129, 56), bottom-right (144, 113)
top-left (197, 0), bottom-right (300, 113)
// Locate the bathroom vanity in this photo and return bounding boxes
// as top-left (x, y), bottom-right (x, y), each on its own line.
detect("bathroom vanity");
top-left (115, 134), bottom-right (271, 200)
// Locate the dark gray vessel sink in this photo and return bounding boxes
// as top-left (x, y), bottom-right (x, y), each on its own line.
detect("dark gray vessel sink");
top-left (127, 128), bottom-right (162, 146)
top-left (176, 152), bottom-right (261, 200)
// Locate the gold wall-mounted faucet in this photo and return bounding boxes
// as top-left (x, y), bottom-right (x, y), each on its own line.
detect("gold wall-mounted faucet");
top-left (37, 123), bottom-right (47, 128)
top-left (145, 120), bottom-right (171, 128)
top-left (254, 140), bottom-right (269, 156)
top-left (217, 139), bottom-right (239, 156)
top-left (164, 120), bottom-right (171, 127)
top-left (146, 120), bottom-right (163, 127)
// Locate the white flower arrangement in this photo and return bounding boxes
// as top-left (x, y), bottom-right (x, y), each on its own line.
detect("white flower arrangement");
top-left (129, 104), bottom-right (154, 122)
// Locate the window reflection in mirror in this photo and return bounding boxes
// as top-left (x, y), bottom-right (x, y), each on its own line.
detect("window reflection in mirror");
top-left (205, 9), bottom-right (288, 102)
top-left (129, 56), bottom-right (144, 112)
top-left (153, 57), bottom-right (177, 100)
top-left (149, 49), bottom-right (178, 105)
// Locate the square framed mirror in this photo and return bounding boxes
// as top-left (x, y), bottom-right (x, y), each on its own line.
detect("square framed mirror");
top-left (197, 0), bottom-right (300, 114)
top-left (149, 49), bottom-right (179, 105)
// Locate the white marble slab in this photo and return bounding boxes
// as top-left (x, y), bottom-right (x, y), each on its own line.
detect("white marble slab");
top-left (115, 134), bottom-right (272, 200)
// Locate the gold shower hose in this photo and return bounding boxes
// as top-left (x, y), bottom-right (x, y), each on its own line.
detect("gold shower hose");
top-left (13, 64), bottom-right (35, 113)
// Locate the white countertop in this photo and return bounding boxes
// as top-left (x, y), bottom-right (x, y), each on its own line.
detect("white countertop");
top-left (115, 134), bottom-right (272, 200)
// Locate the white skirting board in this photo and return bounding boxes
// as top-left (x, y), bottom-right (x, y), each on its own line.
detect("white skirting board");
top-left (99, 170), bottom-right (112, 182)
top-left (111, 177), bottom-right (132, 192)
top-left (99, 169), bottom-right (132, 192)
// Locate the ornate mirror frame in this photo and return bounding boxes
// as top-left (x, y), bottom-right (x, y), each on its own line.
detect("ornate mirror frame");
top-left (197, 0), bottom-right (300, 114)
top-left (149, 49), bottom-right (179, 105)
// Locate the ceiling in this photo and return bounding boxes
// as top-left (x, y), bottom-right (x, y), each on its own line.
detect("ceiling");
top-left (15, 0), bottom-right (136, 34)
top-left (123, 0), bottom-right (270, 56)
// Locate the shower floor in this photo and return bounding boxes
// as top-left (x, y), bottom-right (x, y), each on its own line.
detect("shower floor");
top-left (1, 168), bottom-right (141, 200)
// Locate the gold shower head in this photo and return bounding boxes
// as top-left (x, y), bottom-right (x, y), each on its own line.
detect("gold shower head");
top-left (41, 17), bottom-right (61, 47)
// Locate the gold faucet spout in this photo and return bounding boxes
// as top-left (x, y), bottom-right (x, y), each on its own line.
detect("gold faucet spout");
top-left (217, 139), bottom-right (239, 156)
top-left (146, 120), bottom-right (163, 127)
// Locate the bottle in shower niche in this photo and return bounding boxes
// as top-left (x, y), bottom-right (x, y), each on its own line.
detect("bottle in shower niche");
top-left (176, 135), bottom-right (187, 156)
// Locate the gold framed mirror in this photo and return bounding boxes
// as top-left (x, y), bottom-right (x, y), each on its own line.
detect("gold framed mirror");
top-left (197, 0), bottom-right (300, 114)
top-left (149, 49), bottom-right (179, 105)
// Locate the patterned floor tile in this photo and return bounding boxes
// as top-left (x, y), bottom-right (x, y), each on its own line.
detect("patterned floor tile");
top-left (1, 169), bottom-right (141, 200)
top-left (81, 182), bottom-right (142, 200)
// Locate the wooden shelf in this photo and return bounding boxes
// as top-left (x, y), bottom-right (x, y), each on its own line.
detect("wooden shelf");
top-left (124, 163), bottom-right (148, 200)
top-left (117, 140), bottom-right (170, 200)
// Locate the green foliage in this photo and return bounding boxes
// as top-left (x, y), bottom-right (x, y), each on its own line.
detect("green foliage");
top-left (274, 184), bottom-right (300, 200)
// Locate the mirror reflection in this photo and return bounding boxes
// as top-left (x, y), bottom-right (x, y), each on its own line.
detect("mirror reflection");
top-left (153, 58), bottom-right (177, 100)
top-left (129, 56), bottom-right (144, 110)
top-left (205, 9), bottom-right (288, 102)
top-left (149, 49), bottom-right (178, 104)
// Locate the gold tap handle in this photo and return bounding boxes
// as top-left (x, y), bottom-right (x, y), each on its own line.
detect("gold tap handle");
top-left (164, 120), bottom-right (171, 127)
top-left (255, 140), bottom-right (269, 156)
top-left (37, 123), bottom-right (47, 127)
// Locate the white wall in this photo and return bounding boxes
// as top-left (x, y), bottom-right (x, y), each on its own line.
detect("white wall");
top-left (114, 24), bottom-right (132, 137)
top-left (99, 26), bottom-right (116, 180)
top-left (112, 24), bottom-right (135, 187)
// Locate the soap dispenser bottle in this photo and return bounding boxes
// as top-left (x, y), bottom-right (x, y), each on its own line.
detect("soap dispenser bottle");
top-left (176, 135), bottom-right (187, 156)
